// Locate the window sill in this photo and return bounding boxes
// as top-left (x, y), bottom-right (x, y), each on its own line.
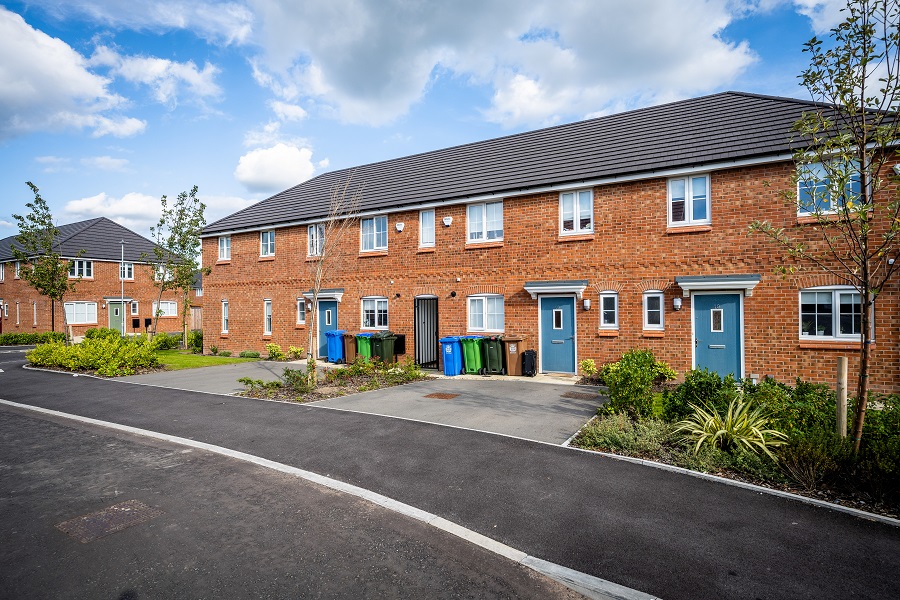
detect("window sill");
top-left (262, 335), bottom-right (272, 340)
top-left (258, 256), bottom-right (276, 262)
top-left (597, 329), bottom-right (619, 337)
top-left (359, 250), bottom-right (389, 257)
top-left (465, 241), bottom-right (504, 250)
top-left (216, 260), bottom-right (231, 265)
top-left (220, 333), bottom-right (229, 338)
top-left (642, 330), bottom-right (665, 338)
top-left (799, 339), bottom-right (865, 350)
top-left (294, 324), bottom-right (307, 330)
top-left (557, 233), bottom-right (594, 243)
top-left (156, 316), bottom-right (178, 319)
top-left (417, 246), bottom-right (436, 253)
top-left (305, 255), bottom-right (322, 262)
top-left (666, 224), bottom-right (712, 234)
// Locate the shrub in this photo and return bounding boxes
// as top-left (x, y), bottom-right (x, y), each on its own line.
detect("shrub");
top-left (0, 332), bottom-right (67, 345)
top-left (209, 345), bottom-right (219, 356)
top-left (778, 429), bottom-right (853, 491)
top-left (84, 327), bottom-right (121, 340)
top-left (239, 350), bottom-right (260, 358)
top-left (661, 368), bottom-right (739, 423)
top-left (579, 358), bottom-right (598, 377)
top-left (219, 350), bottom-right (232, 357)
top-left (282, 366), bottom-right (313, 393)
top-left (287, 346), bottom-right (305, 360)
top-left (674, 397), bottom-right (787, 459)
top-left (600, 349), bottom-right (659, 419)
top-left (187, 329), bottom-right (203, 354)
top-left (151, 332), bottom-right (181, 350)
top-left (265, 343), bottom-right (285, 360)
top-left (574, 413), bottom-right (672, 456)
top-left (745, 378), bottom-right (835, 436)
top-left (26, 336), bottom-right (159, 376)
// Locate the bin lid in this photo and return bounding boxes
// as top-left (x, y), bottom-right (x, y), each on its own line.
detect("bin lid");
top-left (502, 335), bottom-right (523, 341)
top-left (439, 336), bottom-right (460, 342)
top-left (356, 332), bottom-right (374, 338)
top-left (333, 329), bottom-right (346, 335)
top-left (461, 335), bottom-right (484, 339)
top-left (372, 330), bottom-right (394, 339)
top-left (343, 331), bottom-right (358, 337)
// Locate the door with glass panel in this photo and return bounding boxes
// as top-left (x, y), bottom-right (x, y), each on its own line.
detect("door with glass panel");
top-left (693, 293), bottom-right (741, 377)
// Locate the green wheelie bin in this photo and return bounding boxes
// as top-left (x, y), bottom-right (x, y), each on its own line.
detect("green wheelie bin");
top-left (482, 335), bottom-right (505, 375)
top-left (356, 332), bottom-right (373, 362)
top-left (460, 335), bottom-right (484, 374)
top-left (371, 330), bottom-right (397, 364)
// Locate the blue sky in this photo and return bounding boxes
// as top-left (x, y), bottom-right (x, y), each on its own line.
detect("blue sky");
top-left (0, 0), bottom-right (847, 238)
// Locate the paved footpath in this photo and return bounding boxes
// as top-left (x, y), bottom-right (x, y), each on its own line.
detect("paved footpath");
top-left (2, 361), bottom-right (900, 600)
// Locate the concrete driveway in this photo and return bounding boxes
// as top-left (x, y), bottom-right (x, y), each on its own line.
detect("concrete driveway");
top-left (313, 378), bottom-right (603, 444)
top-left (121, 360), bottom-right (307, 395)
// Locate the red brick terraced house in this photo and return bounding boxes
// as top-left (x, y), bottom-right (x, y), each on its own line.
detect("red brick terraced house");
top-left (200, 92), bottom-right (900, 392)
top-left (0, 217), bottom-right (199, 339)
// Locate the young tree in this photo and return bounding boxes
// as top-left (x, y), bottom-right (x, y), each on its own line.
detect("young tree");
top-left (750, 0), bottom-right (900, 452)
top-left (305, 176), bottom-right (362, 387)
top-left (146, 186), bottom-right (210, 344)
top-left (11, 182), bottom-right (82, 345)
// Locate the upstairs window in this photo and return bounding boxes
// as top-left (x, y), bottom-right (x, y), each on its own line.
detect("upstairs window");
top-left (308, 224), bottom-right (325, 256)
top-left (467, 201), bottom-right (503, 242)
top-left (798, 161), bottom-right (862, 215)
top-left (15, 261), bottom-right (20, 278)
top-left (560, 190), bottom-right (593, 234)
top-left (361, 216), bottom-right (388, 252)
top-left (68, 260), bottom-right (93, 278)
top-left (153, 301), bottom-right (178, 317)
top-left (154, 266), bottom-right (173, 282)
top-left (800, 287), bottom-right (861, 339)
top-left (260, 230), bottom-right (276, 257)
top-left (0, 262), bottom-right (4, 281)
top-left (419, 210), bottom-right (435, 247)
top-left (361, 297), bottom-right (389, 329)
top-left (120, 262), bottom-right (134, 280)
top-left (668, 175), bottom-right (710, 226)
top-left (218, 236), bottom-right (231, 260)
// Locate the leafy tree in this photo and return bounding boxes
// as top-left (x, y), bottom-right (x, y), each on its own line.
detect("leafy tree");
top-left (146, 185), bottom-right (210, 344)
top-left (11, 182), bottom-right (83, 345)
top-left (749, 0), bottom-right (900, 452)
top-left (305, 175), bottom-right (362, 387)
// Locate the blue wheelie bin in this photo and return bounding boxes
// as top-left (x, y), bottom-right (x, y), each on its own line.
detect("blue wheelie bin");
top-left (439, 336), bottom-right (463, 376)
top-left (326, 329), bottom-right (346, 363)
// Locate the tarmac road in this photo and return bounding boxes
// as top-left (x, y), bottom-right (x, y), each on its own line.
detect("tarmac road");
top-left (2, 358), bottom-right (899, 600)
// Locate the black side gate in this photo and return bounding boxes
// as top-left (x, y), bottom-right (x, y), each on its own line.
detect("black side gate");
top-left (414, 297), bottom-right (439, 369)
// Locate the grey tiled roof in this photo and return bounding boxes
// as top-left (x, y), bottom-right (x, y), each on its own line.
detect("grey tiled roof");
top-left (203, 91), bottom-right (826, 235)
top-left (0, 217), bottom-right (162, 263)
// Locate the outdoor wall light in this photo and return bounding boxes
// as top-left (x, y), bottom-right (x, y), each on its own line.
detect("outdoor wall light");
top-left (450, 291), bottom-right (457, 297)
top-left (583, 298), bottom-right (591, 311)
top-left (395, 222), bottom-right (405, 232)
top-left (673, 297), bottom-right (683, 311)
top-left (307, 303), bottom-right (312, 311)
top-left (442, 216), bottom-right (453, 227)
top-left (893, 163), bottom-right (900, 176)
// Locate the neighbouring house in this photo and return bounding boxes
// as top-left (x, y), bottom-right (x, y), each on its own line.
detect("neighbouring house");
top-left (0, 217), bottom-right (198, 338)
top-left (200, 92), bottom-right (900, 392)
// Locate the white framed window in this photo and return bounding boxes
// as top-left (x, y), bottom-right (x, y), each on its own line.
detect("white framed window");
top-left (668, 175), bottom-right (710, 226)
top-left (362, 297), bottom-right (389, 329)
top-left (308, 224), bottom-right (325, 257)
top-left (15, 261), bottom-right (20, 278)
top-left (33, 301), bottom-right (37, 326)
top-left (152, 301), bottom-right (177, 317)
top-left (467, 201), bottom-right (503, 242)
top-left (0, 262), bottom-right (4, 281)
top-left (798, 161), bottom-right (862, 215)
top-left (218, 236), bottom-right (231, 260)
top-left (64, 301), bottom-right (97, 325)
top-left (419, 210), bottom-right (435, 247)
top-left (120, 262), bottom-right (134, 280)
top-left (264, 299), bottom-right (272, 335)
top-left (68, 260), bottom-right (92, 278)
top-left (643, 291), bottom-right (664, 330)
top-left (800, 286), bottom-right (862, 339)
top-left (361, 216), bottom-right (388, 252)
top-left (16, 301), bottom-right (20, 324)
top-left (468, 295), bottom-right (504, 332)
top-left (222, 300), bottom-right (229, 333)
top-left (599, 292), bottom-right (618, 329)
top-left (131, 301), bottom-right (139, 316)
top-left (260, 230), bottom-right (276, 257)
top-left (154, 265), bottom-right (173, 282)
top-left (296, 298), bottom-right (306, 325)
top-left (560, 190), bottom-right (593, 234)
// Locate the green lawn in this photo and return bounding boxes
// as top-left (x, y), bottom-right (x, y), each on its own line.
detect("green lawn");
top-left (155, 350), bottom-right (260, 370)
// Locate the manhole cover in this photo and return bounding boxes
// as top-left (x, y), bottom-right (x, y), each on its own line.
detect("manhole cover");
top-left (56, 499), bottom-right (164, 543)
top-left (561, 391), bottom-right (603, 401)
top-left (424, 393), bottom-right (459, 400)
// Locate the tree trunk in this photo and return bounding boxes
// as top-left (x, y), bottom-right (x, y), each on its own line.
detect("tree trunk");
top-left (850, 295), bottom-right (873, 453)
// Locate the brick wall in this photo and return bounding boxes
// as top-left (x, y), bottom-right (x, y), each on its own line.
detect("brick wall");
top-left (203, 159), bottom-right (900, 392)
top-left (0, 260), bottom-right (192, 337)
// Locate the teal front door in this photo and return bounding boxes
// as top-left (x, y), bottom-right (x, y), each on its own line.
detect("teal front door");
top-left (317, 300), bottom-right (338, 359)
top-left (693, 293), bottom-right (742, 378)
top-left (539, 296), bottom-right (576, 373)
top-left (108, 301), bottom-right (125, 334)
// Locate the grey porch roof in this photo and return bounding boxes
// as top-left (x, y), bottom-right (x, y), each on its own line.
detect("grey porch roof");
top-left (203, 91), bottom-right (827, 236)
top-left (0, 217), bottom-right (162, 263)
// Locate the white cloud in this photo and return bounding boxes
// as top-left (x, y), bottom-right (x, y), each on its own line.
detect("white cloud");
top-left (0, 220), bottom-right (13, 228)
top-left (63, 191), bottom-right (161, 234)
top-left (234, 143), bottom-right (316, 192)
top-left (81, 156), bottom-right (130, 171)
top-left (25, 0), bottom-right (254, 45)
top-left (269, 100), bottom-right (307, 121)
top-left (90, 46), bottom-right (222, 107)
top-left (0, 7), bottom-right (145, 139)
top-left (791, 0), bottom-right (846, 33)
top-left (247, 0), bottom-right (759, 128)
